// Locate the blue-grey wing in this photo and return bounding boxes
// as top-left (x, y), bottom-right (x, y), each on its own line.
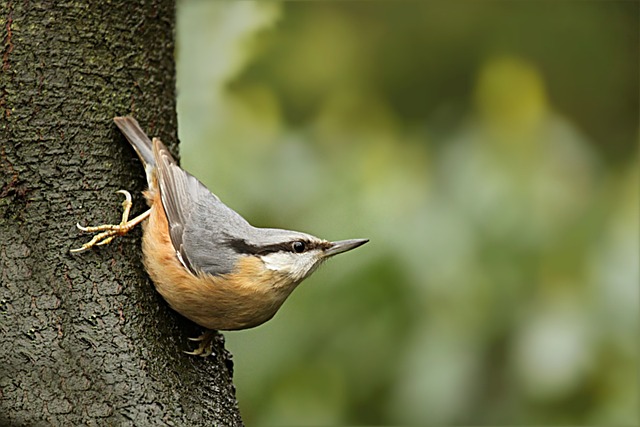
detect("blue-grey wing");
top-left (153, 139), bottom-right (252, 276)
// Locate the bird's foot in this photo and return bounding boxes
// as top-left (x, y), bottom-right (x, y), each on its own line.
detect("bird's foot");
top-left (71, 190), bottom-right (150, 253)
top-left (184, 330), bottom-right (216, 358)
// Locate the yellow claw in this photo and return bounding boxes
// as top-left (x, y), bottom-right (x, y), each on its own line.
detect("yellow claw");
top-left (71, 190), bottom-right (151, 253)
top-left (184, 330), bottom-right (216, 358)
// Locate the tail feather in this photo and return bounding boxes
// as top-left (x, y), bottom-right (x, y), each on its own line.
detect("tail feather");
top-left (114, 116), bottom-right (155, 183)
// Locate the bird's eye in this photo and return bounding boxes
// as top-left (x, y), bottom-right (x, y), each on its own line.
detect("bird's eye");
top-left (292, 241), bottom-right (306, 253)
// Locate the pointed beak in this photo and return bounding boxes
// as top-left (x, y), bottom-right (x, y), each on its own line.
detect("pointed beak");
top-left (323, 238), bottom-right (369, 258)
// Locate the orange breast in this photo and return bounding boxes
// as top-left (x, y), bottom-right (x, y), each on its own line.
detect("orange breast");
top-left (140, 190), bottom-right (294, 330)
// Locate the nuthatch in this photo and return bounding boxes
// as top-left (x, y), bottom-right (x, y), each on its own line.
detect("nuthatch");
top-left (72, 117), bottom-right (368, 356)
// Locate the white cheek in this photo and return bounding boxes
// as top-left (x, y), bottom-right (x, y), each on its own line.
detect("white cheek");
top-left (261, 252), bottom-right (294, 272)
top-left (260, 252), bottom-right (319, 281)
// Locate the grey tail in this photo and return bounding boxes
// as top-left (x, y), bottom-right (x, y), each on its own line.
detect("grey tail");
top-left (114, 116), bottom-right (155, 184)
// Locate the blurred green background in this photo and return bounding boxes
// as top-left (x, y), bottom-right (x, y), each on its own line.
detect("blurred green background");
top-left (175, 1), bottom-right (638, 425)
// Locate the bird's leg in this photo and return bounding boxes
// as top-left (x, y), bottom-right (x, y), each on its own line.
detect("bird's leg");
top-left (71, 190), bottom-right (151, 253)
top-left (184, 330), bottom-right (216, 358)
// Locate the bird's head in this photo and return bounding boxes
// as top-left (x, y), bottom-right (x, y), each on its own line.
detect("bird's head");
top-left (230, 228), bottom-right (368, 286)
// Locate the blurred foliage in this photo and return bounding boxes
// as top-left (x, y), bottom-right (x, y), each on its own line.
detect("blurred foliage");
top-left (175, 1), bottom-right (638, 425)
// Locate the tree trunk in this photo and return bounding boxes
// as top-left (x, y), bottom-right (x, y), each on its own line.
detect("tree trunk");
top-left (0, 1), bottom-right (243, 425)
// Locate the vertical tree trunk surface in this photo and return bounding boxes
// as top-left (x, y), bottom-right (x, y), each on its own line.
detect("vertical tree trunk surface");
top-left (0, 1), bottom-right (243, 425)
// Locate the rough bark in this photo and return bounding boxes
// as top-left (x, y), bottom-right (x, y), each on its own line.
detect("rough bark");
top-left (0, 1), bottom-right (243, 425)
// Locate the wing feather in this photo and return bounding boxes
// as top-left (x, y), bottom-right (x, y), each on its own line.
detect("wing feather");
top-left (152, 138), bottom-right (251, 276)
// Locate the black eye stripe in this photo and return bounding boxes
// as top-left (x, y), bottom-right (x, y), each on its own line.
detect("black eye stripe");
top-left (228, 240), bottom-right (290, 255)
top-left (229, 239), bottom-right (331, 255)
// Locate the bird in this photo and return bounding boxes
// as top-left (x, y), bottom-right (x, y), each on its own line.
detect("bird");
top-left (72, 117), bottom-right (368, 356)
